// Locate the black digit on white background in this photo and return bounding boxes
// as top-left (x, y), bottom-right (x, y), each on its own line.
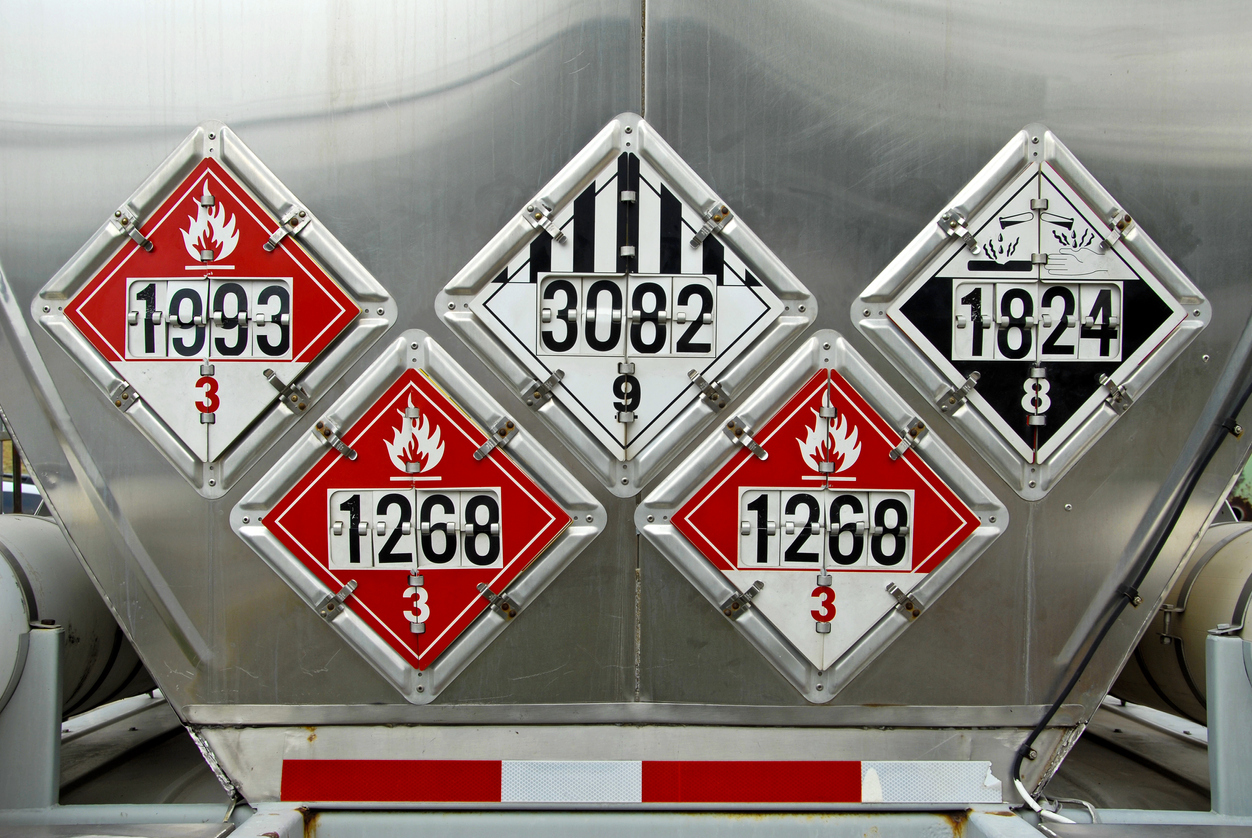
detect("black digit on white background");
top-left (169, 287), bottom-right (206, 356)
top-left (255, 284), bottom-right (291, 357)
top-left (135, 282), bottom-right (158, 353)
top-left (541, 279), bottom-right (578, 352)
top-left (959, 286), bottom-right (986, 357)
top-left (375, 493), bottom-right (412, 565)
top-left (829, 494), bottom-right (864, 565)
top-left (462, 494), bottom-right (500, 566)
top-left (783, 493), bottom-right (821, 563)
top-left (870, 498), bottom-right (908, 566)
top-left (338, 493), bottom-right (363, 565)
top-left (630, 282), bottom-right (667, 354)
top-left (675, 283), bottom-right (712, 353)
top-left (584, 279), bottom-right (623, 352)
top-left (1041, 286), bottom-right (1076, 355)
top-left (420, 493), bottom-right (457, 564)
top-left (997, 287), bottom-right (1034, 359)
top-left (613, 374), bottom-right (641, 412)
top-left (212, 282), bottom-right (249, 356)
top-left (1082, 288), bottom-right (1117, 357)
top-left (746, 493), bottom-right (769, 564)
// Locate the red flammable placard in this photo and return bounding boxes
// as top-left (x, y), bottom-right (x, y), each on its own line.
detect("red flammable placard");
top-left (673, 370), bottom-right (978, 668)
top-left (67, 158), bottom-right (356, 366)
top-left (677, 370), bottom-right (977, 573)
top-left (265, 369), bottom-right (571, 668)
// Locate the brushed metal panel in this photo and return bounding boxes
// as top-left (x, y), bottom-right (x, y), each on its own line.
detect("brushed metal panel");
top-left (644, 0), bottom-right (1252, 716)
top-left (0, 0), bottom-right (641, 708)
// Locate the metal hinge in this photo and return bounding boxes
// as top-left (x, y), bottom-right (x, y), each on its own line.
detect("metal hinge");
top-left (523, 370), bottom-right (564, 407)
top-left (1099, 373), bottom-right (1133, 414)
top-left (690, 203), bottom-right (732, 247)
top-left (937, 372), bottom-right (980, 412)
top-left (317, 580), bottom-right (357, 621)
top-left (264, 368), bottom-right (311, 412)
top-left (522, 201), bottom-right (568, 244)
top-left (886, 582), bottom-right (923, 619)
top-left (1100, 209), bottom-right (1135, 250)
top-left (477, 583), bottom-right (519, 618)
top-left (938, 208), bottom-right (976, 250)
top-left (264, 207), bottom-right (311, 251)
top-left (314, 421), bottom-right (358, 460)
top-left (474, 418), bottom-right (518, 460)
top-left (889, 417), bottom-right (927, 461)
top-left (112, 204), bottom-right (154, 252)
top-left (110, 381), bottom-right (138, 410)
top-left (722, 416), bottom-right (768, 459)
top-left (689, 370), bottom-right (730, 410)
top-left (721, 580), bottom-right (764, 618)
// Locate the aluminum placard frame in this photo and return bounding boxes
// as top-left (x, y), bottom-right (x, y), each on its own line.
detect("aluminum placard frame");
top-left (437, 113), bottom-right (816, 498)
top-left (636, 330), bottom-right (1008, 703)
top-left (232, 330), bottom-right (606, 704)
top-left (853, 123), bottom-right (1210, 500)
top-left (34, 120), bottom-right (396, 498)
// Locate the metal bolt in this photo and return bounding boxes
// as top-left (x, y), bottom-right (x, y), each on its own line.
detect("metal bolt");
top-left (1027, 748), bottom-right (1038, 760)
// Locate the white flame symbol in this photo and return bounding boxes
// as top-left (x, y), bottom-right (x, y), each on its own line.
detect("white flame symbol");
top-left (385, 396), bottom-right (444, 474)
top-left (181, 183), bottom-right (239, 262)
top-left (797, 396), bottom-right (860, 474)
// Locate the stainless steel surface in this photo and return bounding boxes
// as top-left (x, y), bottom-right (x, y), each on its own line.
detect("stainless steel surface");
top-left (0, 627), bottom-right (61, 809)
top-left (0, 0), bottom-right (1249, 810)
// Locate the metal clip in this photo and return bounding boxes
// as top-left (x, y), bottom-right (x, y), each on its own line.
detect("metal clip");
top-left (889, 417), bottom-right (927, 461)
top-left (263, 208), bottom-right (310, 252)
top-left (1030, 198), bottom-right (1049, 211)
top-left (689, 370), bottom-right (730, 409)
top-left (317, 580), bottom-right (358, 621)
top-left (200, 412), bottom-right (216, 424)
top-left (620, 190), bottom-right (637, 203)
top-left (264, 368), bottom-right (311, 412)
top-left (110, 381), bottom-right (138, 410)
top-left (721, 580), bottom-right (764, 618)
top-left (524, 369), bottom-right (564, 407)
top-left (1100, 209), bottom-right (1134, 250)
top-left (723, 416), bottom-right (768, 460)
top-left (477, 583), bottom-right (519, 618)
top-left (937, 372), bottom-right (980, 412)
top-left (473, 418), bottom-right (518, 460)
top-left (405, 574), bottom-right (426, 634)
top-left (522, 201), bottom-right (567, 244)
top-left (938, 208), bottom-right (976, 250)
top-left (690, 203), bottom-right (732, 247)
top-left (1221, 417), bottom-right (1244, 439)
top-left (886, 582), bottom-right (923, 619)
top-left (111, 205), bottom-right (154, 252)
top-left (1099, 373), bottom-right (1133, 414)
top-left (617, 361), bottom-right (635, 375)
top-left (314, 421), bottom-right (357, 460)
top-left (1116, 583), bottom-right (1143, 608)
top-left (1031, 253), bottom-right (1049, 265)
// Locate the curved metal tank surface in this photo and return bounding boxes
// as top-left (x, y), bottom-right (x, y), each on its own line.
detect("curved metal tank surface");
top-left (0, 0), bottom-right (1250, 806)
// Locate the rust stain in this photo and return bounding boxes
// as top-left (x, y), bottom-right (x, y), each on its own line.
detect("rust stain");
top-left (301, 807), bottom-right (317, 838)
top-left (940, 808), bottom-right (970, 836)
top-left (304, 725), bottom-right (317, 743)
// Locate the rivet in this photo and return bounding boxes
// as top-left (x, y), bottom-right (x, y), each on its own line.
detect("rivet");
top-left (1202, 354), bottom-right (1211, 363)
top-left (417, 685), bottom-right (424, 693)
top-left (1064, 504), bottom-right (1073, 511)
top-left (624, 126), bottom-right (632, 134)
top-left (506, 421), bottom-right (514, 429)
top-left (377, 308), bottom-right (384, 315)
top-left (647, 515), bottom-right (654, 522)
top-left (1194, 309), bottom-right (1201, 317)
top-left (208, 479), bottom-right (216, 487)
top-left (1031, 136), bottom-right (1039, 144)
top-left (1028, 480), bottom-right (1037, 488)
top-left (114, 211), bottom-right (121, 217)
top-left (242, 516), bottom-right (250, 524)
top-left (208, 132), bottom-right (216, 140)
top-left (823, 343), bottom-right (830, 350)
top-left (586, 515), bottom-right (593, 523)
top-left (798, 305), bottom-right (806, 313)
top-left (448, 302), bottom-right (456, 310)
top-left (42, 305), bottom-right (49, 313)
top-left (526, 205), bottom-right (535, 213)
top-left (816, 684), bottom-right (823, 691)
top-left (989, 516), bottom-right (996, 523)
top-left (863, 309), bottom-right (871, 317)
top-left (299, 210), bottom-right (306, 218)
top-left (622, 478), bottom-right (629, 485)
top-left (411, 343), bottom-right (419, 349)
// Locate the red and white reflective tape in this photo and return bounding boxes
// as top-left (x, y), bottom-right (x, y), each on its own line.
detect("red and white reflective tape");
top-left (280, 759), bottom-right (1002, 804)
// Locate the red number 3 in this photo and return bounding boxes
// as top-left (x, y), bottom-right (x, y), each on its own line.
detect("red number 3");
top-left (195, 375), bottom-right (220, 413)
top-left (811, 586), bottom-right (836, 622)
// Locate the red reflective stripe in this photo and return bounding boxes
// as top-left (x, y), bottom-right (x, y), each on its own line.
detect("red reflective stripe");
top-left (642, 761), bottom-right (861, 803)
top-left (280, 759), bottom-right (502, 802)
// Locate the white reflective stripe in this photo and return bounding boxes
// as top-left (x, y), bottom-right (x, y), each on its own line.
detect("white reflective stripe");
top-left (500, 760), bottom-right (643, 803)
top-left (861, 760), bottom-right (1001, 804)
